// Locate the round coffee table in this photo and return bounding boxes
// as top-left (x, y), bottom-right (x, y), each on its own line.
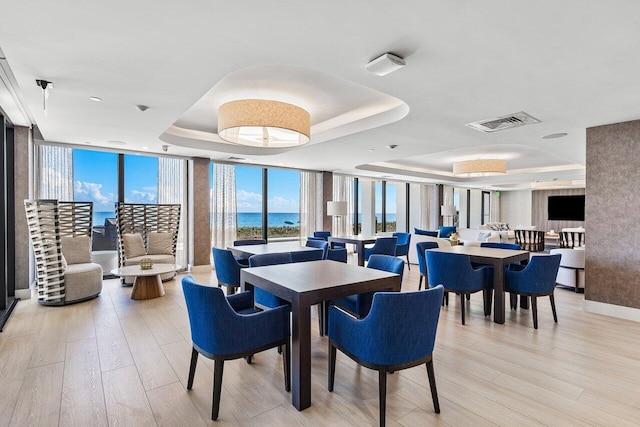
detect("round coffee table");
top-left (111, 264), bottom-right (180, 300)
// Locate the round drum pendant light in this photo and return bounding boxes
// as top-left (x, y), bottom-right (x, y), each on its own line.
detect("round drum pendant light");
top-left (218, 99), bottom-right (310, 148)
top-left (452, 159), bottom-right (507, 177)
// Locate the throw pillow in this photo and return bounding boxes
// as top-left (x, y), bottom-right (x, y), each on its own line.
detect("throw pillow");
top-left (147, 231), bottom-right (174, 255)
top-left (414, 228), bottom-right (438, 237)
top-left (438, 226), bottom-right (457, 238)
top-left (122, 233), bottom-right (146, 258)
top-left (60, 236), bottom-right (92, 264)
top-left (477, 232), bottom-right (492, 241)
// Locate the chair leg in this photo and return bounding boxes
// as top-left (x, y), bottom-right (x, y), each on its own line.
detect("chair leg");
top-left (510, 292), bottom-right (517, 310)
top-left (378, 368), bottom-right (387, 427)
top-left (418, 275), bottom-right (423, 291)
top-left (550, 294), bottom-right (558, 323)
top-left (426, 359), bottom-right (440, 413)
top-left (531, 296), bottom-right (538, 329)
top-left (245, 356), bottom-right (252, 364)
top-left (466, 293), bottom-right (470, 301)
top-left (187, 347), bottom-right (198, 390)
top-left (460, 293), bottom-right (466, 325)
top-left (328, 342), bottom-right (337, 392)
top-left (283, 340), bottom-right (291, 392)
top-left (211, 359), bottom-right (224, 420)
top-left (227, 286), bottom-right (236, 296)
top-left (406, 255), bottom-right (411, 271)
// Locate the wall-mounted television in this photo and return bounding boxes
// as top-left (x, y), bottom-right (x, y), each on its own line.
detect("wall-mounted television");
top-left (548, 195), bottom-right (585, 221)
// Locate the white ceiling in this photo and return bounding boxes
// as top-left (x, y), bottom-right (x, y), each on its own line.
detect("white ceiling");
top-left (2, 0), bottom-right (640, 189)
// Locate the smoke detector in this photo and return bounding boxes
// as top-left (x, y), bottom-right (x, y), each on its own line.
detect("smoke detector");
top-left (466, 111), bottom-right (541, 133)
top-left (365, 53), bottom-right (406, 76)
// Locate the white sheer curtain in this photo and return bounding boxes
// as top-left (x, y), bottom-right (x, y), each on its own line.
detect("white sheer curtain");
top-left (490, 191), bottom-right (500, 222)
top-left (211, 163), bottom-right (237, 248)
top-left (158, 157), bottom-right (187, 268)
top-left (443, 185), bottom-right (455, 227)
top-left (35, 144), bottom-right (73, 200)
top-left (419, 184), bottom-right (433, 229)
top-left (332, 175), bottom-right (353, 236)
top-left (299, 171), bottom-right (319, 242)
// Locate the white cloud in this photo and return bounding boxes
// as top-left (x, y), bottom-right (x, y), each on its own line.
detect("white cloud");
top-left (74, 181), bottom-right (115, 209)
top-left (129, 189), bottom-right (157, 203)
top-left (268, 196), bottom-right (298, 213)
top-left (236, 189), bottom-right (262, 212)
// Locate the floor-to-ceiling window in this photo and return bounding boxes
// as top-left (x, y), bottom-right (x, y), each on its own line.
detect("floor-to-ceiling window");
top-left (375, 182), bottom-right (383, 232)
top-left (73, 149), bottom-right (118, 226)
top-left (267, 168), bottom-right (300, 240)
top-left (235, 165), bottom-right (263, 240)
top-left (124, 154), bottom-right (158, 204)
top-left (385, 182), bottom-right (397, 232)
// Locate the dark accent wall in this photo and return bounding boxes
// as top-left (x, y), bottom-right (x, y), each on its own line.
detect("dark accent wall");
top-left (531, 188), bottom-right (586, 231)
top-left (586, 119), bottom-right (640, 309)
top-left (322, 171), bottom-right (332, 231)
top-left (13, 127), bottom-right (30, 290)
top-left (192, 158), bottom-right (211, 266)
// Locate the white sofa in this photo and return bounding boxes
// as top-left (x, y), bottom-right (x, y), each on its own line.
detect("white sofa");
top-left (480, 222), bottom-right (515, 242)
top-left (457, 228), bottom-right (500, 247)
top-left (408, 234), bottom-right (452, 265)
top-left (550, 248), bottom-right (585, 292)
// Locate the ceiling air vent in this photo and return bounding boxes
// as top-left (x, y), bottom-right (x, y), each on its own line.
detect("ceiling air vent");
top-left (227, 156), bottom-right (247, 162)
top-left (466, 111), bottom-right (541, 133)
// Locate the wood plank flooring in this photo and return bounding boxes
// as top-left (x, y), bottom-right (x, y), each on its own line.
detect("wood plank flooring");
top-left (1, 262), bottom-right (639, 426)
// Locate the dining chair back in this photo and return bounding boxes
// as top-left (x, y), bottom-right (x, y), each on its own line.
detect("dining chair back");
top-left (505, 254), bottom-right (561, 329)
top-left (182, 276), bottom-right (290, 420)
top-left (327, 248), bottom-right (348, 263)
top-left (392, 232), bottom-right (412, 270)
top-left (328, 285), bottom-right (445, 426)
top-left (248, 253), bottom-right (292, 308)
top-left (212, 247), bottom-right (245, 295)
top-left (426, 251), bottom-right (493, 325)
top-left (416, 241), bottom-right (439, 290)
top-left (364, 237), bottom-right (398, 262)
top-left (305, 239), bottom-right (329, 259)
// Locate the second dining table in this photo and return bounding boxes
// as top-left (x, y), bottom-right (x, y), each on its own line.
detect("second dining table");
top-left (240, 260), bottom-right (401, 411)
top-left (427, 245), bottom-right (529, 324)
top-left (228, 241), bottom-right (322, 259)
top-left (327, 235), bottom-right (378, 266)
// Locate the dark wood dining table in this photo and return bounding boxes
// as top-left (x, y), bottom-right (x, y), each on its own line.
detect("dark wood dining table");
top-left (228, 241), bottom-right (322, 259)
top-left (428, 245), bottom-right (529, 324)
top-left (327, 235), bottom-right (377, 266)
top-left (240, 260), bottom-right (400, 411)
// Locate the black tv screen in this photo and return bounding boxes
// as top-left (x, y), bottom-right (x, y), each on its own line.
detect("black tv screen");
top-left (548, 195), bottom-right (585, 221)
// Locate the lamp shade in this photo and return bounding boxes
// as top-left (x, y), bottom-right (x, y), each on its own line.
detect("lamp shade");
top-left (440, 205), bottom-right (456, 216)
top-left (218, 99), bottom-right (310, 148)
top-left (452, 159), bottom-right (507, 177)
top-left (327, 201), bottom-right (348, 216)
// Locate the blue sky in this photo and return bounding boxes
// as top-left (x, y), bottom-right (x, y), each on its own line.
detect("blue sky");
top-left (73, 149), bottom-right (158, 212)
top-left (235, 166), bottom-right (300, 213)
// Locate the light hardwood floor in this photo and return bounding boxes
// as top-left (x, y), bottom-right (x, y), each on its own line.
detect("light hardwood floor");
top-left (1, 263), bottom-right (639, 426)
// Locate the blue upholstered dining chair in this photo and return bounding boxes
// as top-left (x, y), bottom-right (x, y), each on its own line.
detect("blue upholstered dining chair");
top-left (392, 232), bottom-right (412, 270)
top-left (416, 241), bottom-right (439, 290)
top-left (364, 237), bottom-right (398, 263)
top-left (248, 253), bottom-right (292, 309)
top-left (304, 239), bottom-right (329, 259)
top-left (291, 248), bottom-right (325, 263)
top-left (426, 251), bottom-right (493, 325)
top-left (232, 238), bottom-right (267, 265)
top-left (212, 247), bottom-right (245, 295)
top-left (327, 248), bottom-right (348, 263)
top-left (505, 254), bottom-right (561, 329)
top-left (314, 230), bottom-right (345, 248)
top-left (329, 255), bottom-right (404, 321)
top-left (328, 285), bottom-right (444, 427)
top-left (181, 276), bottom-right (290, 421)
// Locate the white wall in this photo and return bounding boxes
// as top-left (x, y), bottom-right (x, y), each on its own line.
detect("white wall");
top-left (361, 180), bottom-right (375, 235)
top-left (469, 189), bottom-right (482, 228)
top-left (500, 189), bottom-right (532, 227)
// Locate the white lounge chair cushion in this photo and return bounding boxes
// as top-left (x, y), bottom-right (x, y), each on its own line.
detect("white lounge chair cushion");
top-left (147, 231), bottom-right (173, 255)
top-left (122, 233), bottom-right (146, 258)
top-left (61, 236), bottom-right (92, 265)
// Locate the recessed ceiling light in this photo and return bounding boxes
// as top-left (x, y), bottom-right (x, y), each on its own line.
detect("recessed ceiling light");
top-left (542, 132), bottom-right (568, 139)
top-left (90, 96), bottom-right (102, 102)
top-left (107, 140), bottom-right (127, 145)
top-left (368, 149), bottom-right (375, 152)
top-left (83, 141), bottom-right (91, 144)
top-left (142, 146), bottom-right (149, 150)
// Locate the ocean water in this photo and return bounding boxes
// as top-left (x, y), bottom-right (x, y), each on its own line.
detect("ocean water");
top-left (94, 211), bottom-right (397, 227)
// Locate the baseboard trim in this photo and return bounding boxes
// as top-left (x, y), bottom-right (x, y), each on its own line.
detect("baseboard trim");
top-left (15, 289), bottom-right (32, 299)
top-left (583, 299), bottom-right (640, 323)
